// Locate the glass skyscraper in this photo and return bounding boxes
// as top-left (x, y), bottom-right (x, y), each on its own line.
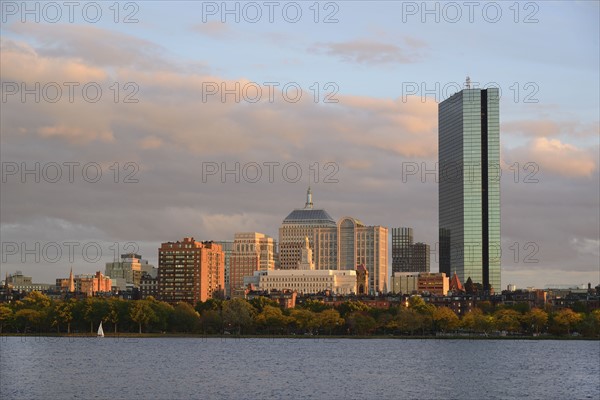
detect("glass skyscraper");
top-left (438, 87), bottom-right (500, 292)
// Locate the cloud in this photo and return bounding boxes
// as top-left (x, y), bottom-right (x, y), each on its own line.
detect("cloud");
top-left (505, 137), bottom-right (597, 178)
top-left (503, 119), bottom-right (599, 139)
top-left (192, 21), bottom-right (232, 39)
top-left (309, 38), bottom-right (425, 65)
top-left (7, 23), bottom-right (174, 70)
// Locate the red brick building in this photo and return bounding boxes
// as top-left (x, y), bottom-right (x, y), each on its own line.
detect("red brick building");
top-left (158, 237), bottom-right (224, 305)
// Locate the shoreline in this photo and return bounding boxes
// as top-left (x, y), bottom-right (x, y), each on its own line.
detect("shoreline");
top-left (2, 333), bottom-right (598, 340)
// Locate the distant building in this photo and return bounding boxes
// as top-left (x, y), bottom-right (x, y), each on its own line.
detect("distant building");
top-left (5, 271), bottom-right (52, 293)
top-left (279, 188), bottom-right (388, 294)
top-left (392, 227), bottom-right (412, 273)
top-left (245, 252), bottom-right (358, 295)
top-left (140, 272), bottom-right (159, 299)
top-left (230, 232), bottom-right (275, 298)
top-left (158, 237), bottom-right (224, 305)
top-left (391, 272), bottom-right (449, 296)
top-left (105, 253), bottom-right (156, 291)
top-left (391, 272), bottom-right (418, 295)
top-left (507, 284), bottom-right (517, 292)
top-left (391, 228), bottom-right (430, 273)
top-left (215, 240), bottom-right (234, 297)
top-left (411, 242), bottom-right (430, 273)
top-left (56, 271), bottom-right (111, 297)
top-left (418, 272), bottom-right (449, 296)
top-left (279, 187), bottom-right (337, 270)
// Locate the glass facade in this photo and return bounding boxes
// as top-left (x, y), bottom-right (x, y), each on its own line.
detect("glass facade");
top-left (439, 88), bottom-right (500, 292)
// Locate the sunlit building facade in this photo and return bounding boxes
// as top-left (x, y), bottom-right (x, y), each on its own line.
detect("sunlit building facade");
top-left (439, 87), bottom-right (500, 292)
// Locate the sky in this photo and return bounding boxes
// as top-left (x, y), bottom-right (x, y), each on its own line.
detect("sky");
top-left (1, 1), bottom-right (599, 289)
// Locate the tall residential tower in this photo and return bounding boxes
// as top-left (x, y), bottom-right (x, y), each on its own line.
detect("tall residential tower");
top-left (438, 85), bottom-right (500, 292)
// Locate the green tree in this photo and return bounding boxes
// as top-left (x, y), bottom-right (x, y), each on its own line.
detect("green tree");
top-left (82, 298), bottom-right (109, 333)
top-left (200, 310), bottom-right (223, 334)
top-left (171, 302), bottom-right (200, 333)
top-left (316, 309), bottom-right (344, 335)
top-left (289, 308), bottom-right (317, 334)
top-left (0, 304), bottom-right (14, 333)
top-left (433, 307), bottom-right (459, 332)
top-left (336, 301), bottom-right (370, 318)
top-left (299, 299), bottom-right (332, 313)
top-left (346, 311), bottom-right (377, 335)
top-left (222, 298), bottom-right (255, 334)
top-left (106, 298), bottom-right (128, 334)
top-left (195, 298), bottom-right (223, 314)
top-left (249, 297), bottom-right (279, 313)
top-left (129, 301), bottom-right (156, 334)
top-left (578, 310), bottom-right (600, 338)
top-left (393, 307), bottom-right (423, 335)
top-left (255, 305), bottom-right (290, 334)
top-left (147, 299), bottom-right (174, 332)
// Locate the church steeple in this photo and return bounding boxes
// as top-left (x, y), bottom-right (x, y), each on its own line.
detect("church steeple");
top-left (68, 267), bottom-right (75, 293)
top-left (304, 186), bottom-right (313, 209)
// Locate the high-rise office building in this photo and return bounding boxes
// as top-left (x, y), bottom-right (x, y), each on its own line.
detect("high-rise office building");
top-left (279, 187), bottom-right (337, 269)
top-left (230, 232), bottom-right (275, 297)
top-left (411, 242), bottom-right (430, 273)
top-left (158, 237), bottom-right (224, 304)
top-left (105, 253), bottom-right (157, 291)
top-left (392, 227), bottom-right (413, 273)
top-left (280, 189), bottom-right (388, 294)
top-left (438, 85), bottom-right (500, 292)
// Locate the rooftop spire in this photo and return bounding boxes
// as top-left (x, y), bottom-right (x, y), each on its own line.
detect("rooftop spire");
top-left (304, 186), bottom-right (313, 209)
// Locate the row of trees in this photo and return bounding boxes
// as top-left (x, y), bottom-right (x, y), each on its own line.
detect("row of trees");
top-left (0, 292), bottom-right (599, 337)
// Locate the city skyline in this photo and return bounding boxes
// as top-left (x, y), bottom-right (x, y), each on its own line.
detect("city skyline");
top-left (1, 2), bottom-right (598, 290)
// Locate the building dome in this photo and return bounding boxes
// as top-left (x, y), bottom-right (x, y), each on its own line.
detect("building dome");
top-left (281, 187), bottom-right (336, 226)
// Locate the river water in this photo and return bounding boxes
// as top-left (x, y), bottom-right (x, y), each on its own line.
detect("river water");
top-left (1, 337), bottom-right (598, 399)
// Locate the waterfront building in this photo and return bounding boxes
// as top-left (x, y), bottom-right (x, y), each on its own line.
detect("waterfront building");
top-left (158, 237), bottom-right (224, 304)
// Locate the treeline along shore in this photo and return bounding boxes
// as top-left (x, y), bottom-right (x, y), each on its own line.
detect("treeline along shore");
top-left (1, 292), bottom-right (599, 338)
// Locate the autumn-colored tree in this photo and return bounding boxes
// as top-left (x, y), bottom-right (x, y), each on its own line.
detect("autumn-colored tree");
top-left (54, 300), bottom-right (75, 334)
top-left (433, 307), bottom-right (459, 332)
top-left (0, 304), bottom-right (14, 333)
top-left (494, 309), bottom-right (521, 333)
top-left (524, 308), bottom-right (548, 334)
top-left (550, 309), bottom-right (583, 335)
top-left (14, 309), bottom-right (43, 333)
top-left (461, 308), bottom-right (495, 334)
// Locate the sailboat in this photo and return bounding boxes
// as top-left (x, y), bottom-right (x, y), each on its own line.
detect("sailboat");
top-left (97, 321), bottom-right (105, 337)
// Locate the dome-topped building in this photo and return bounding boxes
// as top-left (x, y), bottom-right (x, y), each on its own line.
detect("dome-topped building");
top-left (278, 188), bottom-right (336, 269)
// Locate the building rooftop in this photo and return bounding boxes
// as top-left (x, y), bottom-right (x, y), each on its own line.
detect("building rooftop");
top-left (282, 187), bottom-right (336, 226)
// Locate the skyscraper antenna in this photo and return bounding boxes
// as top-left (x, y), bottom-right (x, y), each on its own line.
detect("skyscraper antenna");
top-left (466, 76), bottom-right (471, 89)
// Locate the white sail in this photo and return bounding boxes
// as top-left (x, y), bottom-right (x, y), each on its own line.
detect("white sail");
top-left (97, 321), bottom-right (104, 337)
